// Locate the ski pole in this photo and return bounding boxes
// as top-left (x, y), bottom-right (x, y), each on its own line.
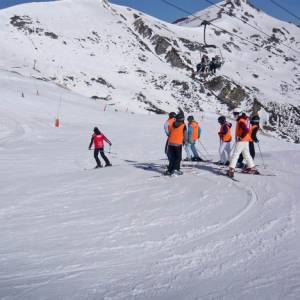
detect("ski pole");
top-left (195, 146), bottom-right (208, 161)
top-left (199, 140), bottom-right (210, 155)
top-left (257, 143), bottom-right (266, 169)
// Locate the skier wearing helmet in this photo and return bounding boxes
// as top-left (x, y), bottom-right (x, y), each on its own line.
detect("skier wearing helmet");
top-left (237, 115), bottom-right (260, 167)
top-left (227, 108), bottom-right (257, 178)
top-left (165, 111), bottom-right (187, 176)
top-left (184, 115), bottom-right (202, 162)
top-left (164, 112), bottom-right (176, 159)
top-left (217, 116), bottom-right (232, 165)
top-left (88, 127), bottom-right (112, 168)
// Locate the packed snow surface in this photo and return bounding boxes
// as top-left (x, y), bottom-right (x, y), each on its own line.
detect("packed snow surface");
top-left (1, 69), bottom-right (300, 300)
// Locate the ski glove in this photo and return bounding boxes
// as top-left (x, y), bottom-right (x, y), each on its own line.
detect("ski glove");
top-left (236, 137), bottom-right (242, 142)
top-left (254, 138), bottom-right (259, 143)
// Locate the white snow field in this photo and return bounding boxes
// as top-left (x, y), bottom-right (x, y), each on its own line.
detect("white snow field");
top-left (1, 70), bottom-right (300, 300)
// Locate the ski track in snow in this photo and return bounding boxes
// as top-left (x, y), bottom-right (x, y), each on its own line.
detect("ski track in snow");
top-left (0, 71), bottom-right (300, 299)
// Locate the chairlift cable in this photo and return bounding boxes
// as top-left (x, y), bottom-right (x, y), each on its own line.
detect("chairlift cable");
top-left (161, 0), bottom-right (300, 55)
top-left (203, 0), bottom-right (300, 55)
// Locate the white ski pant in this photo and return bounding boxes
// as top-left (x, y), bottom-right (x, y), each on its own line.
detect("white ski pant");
top-left (219, 141), bottom-right (231, 164)
top-left (229, 141), bottom-right (255, 169)
top-left (185, 143), bottom-right (198, 159)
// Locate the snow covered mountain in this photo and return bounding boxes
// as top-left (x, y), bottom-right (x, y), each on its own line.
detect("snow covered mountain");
top-left (1, 2), bottom-right (300, 299)
top-left (1, 63), bottom-right (300, 300)
top-left (0, 0), bottom-right (299, 142)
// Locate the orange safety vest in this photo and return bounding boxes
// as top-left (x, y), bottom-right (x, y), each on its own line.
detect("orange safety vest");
top-left (249, 124), bottom-right (258, 142)
top-left (168, 118), bottom-right (176, 133)
top-left (236, 118), bottom-right (251, 142)
top-left (168, 123), bottom-right (185, 145)
top-left (191, 121), bottom-right (199, 141)
top-left (220, 123), bottom-right (232, 142)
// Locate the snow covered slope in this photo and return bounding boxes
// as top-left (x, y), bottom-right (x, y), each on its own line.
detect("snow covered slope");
top-left (1, 65), bottom-right (300, 299)
top-left (0, 0), bottom-right (299, 140)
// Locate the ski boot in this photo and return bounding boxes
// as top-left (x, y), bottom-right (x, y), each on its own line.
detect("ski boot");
top-left (236, 162), bottom-right (245, 169)
top-left (192, 157), bottom-right (203, 162)
top-left (174, 169), bottom-right (183, 176)
top-left (94, 165), bottom-right (103, 169)
top-left (105, 163), bottom-right (112, 167)
top-left (164, 170), bottom-right (174, 176)
top-left (226, 168), bottom-right (235, 178)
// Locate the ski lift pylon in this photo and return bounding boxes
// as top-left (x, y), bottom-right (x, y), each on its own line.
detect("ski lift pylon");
top-left (200, 20), bottom-right (225, 65)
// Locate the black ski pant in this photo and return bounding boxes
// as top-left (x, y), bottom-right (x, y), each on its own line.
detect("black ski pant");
top-left (94, 148), bottom-right (110, 166)
top-left (238, 142), bottom-right (255, 164)
top-left (165, 139), bottom-right (170, 160)
top-left (167, 145), bottom-right (182, 173)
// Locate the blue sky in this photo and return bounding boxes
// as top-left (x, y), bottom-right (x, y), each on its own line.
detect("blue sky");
top-left (0, 0), bottom-right (299, 25)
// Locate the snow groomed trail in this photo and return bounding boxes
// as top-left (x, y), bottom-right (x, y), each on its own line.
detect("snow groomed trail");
top-left (0, 71), bottom-right (300, 299)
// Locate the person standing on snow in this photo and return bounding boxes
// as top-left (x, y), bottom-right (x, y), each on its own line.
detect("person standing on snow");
top-left (165, 111), bottom-right (187, 176)
top-left (227, 108), bottom-right (257, 178)
top-left (164, 112), bottom-right (176, 160)
top-left (88, 127), bottom-right (112, 168)
top-left (236, 115), bottom-right (260, 168)
top-left (217, 116), bottom-right (232, 165)
top-left (184, 115), bottom-right (203, 162)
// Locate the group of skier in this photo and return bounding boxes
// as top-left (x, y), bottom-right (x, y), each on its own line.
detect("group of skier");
top-left (89, 107), bottom-right (261, 179)
top-left (164, 109), bottom-right (202, 176)
top-left (164, 107), bottom-right (261, 178)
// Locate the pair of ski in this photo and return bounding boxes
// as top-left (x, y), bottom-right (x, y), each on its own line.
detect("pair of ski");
top-left (218, 167), bottom-right (275, 181)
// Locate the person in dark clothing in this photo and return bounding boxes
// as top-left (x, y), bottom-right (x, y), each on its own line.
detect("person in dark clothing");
top-left (165, 111), bottom-right (187, 176)
top-left (88, 127), bottom-right (112, 168)
top-left (237, 115), bottom-right (260, 168)
top-left (209, 57), bottom-right (217, 75)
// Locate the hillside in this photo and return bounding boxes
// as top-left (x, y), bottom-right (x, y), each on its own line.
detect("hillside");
top-left (0, 0), bottom-right (299, 143)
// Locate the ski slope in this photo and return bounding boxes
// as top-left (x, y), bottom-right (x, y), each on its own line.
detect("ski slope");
top-left (1, 70), bottom-right (300, 299)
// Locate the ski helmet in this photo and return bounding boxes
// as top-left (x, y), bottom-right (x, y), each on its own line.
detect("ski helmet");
top-left (218, 116), bottom-right (226, 124)
top-left (187, 115), bottom-right (194, 122)
top-left (176, 112), bottom-right (185, 121)
top-left (169, 112), bottom-right (176, 118)
top-left (251, 115), bottom-right (260, 124)
top-left (233, 107), bottom-right (242, 115)
top-left (94, 127), bottom-right (101, 134)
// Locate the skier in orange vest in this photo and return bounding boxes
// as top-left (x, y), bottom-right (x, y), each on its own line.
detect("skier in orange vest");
top-left (184, 115), bottom-right (202, 161)
top-left (165, 111), bottom-right (187, 176)
top-left (227, 108), bottom-right (257, 178)
top-left (217, 116), bottom-right (232, 165)
top-left (237, 115), bottom-right (260, 168)
top-left (164, 112), bottom-right (176, 159)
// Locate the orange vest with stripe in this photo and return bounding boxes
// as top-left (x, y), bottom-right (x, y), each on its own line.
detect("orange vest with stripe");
top-left (191, 121), bottom-right (199, 141)
top-left (220, 123), bottom-right (232, 142)
top-left (236, 118), bottom-right (251, 142)
top-left (168, 123), bottom-right (185, 145)
top-left (249, 124), bottom-right (258, 142)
